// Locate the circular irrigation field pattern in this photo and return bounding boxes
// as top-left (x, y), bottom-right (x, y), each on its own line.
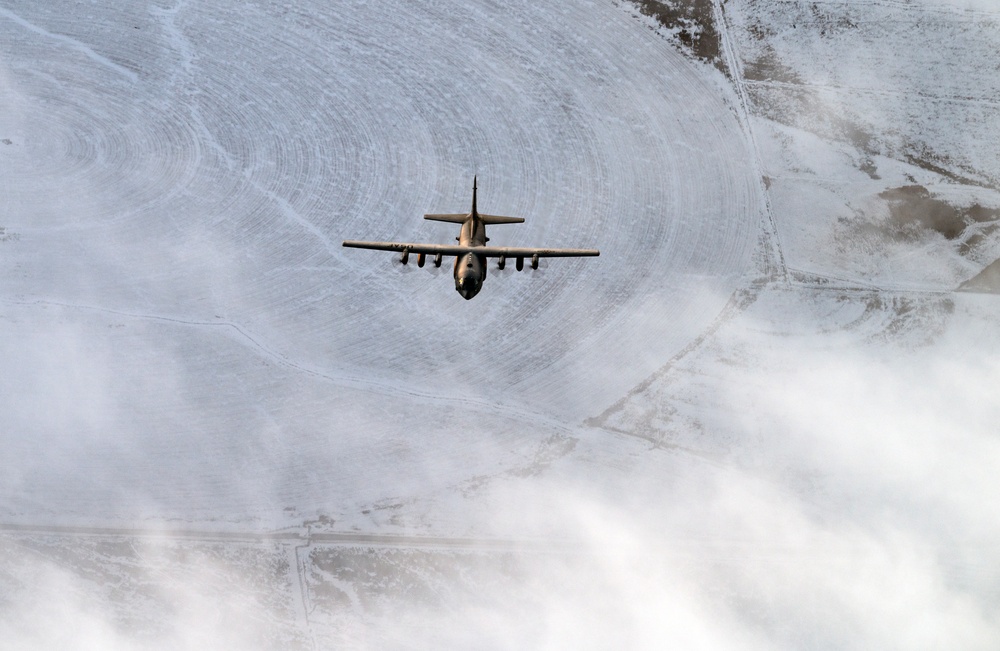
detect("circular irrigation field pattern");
top-left (0, 0), bottom-right (762, 524)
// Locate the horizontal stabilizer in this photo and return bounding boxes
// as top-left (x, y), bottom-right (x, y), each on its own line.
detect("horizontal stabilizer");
top-left (423, 213), bottom-right (524, 224)
top-left (479, 214), bottom-right (525, 225)
top-left (423, 213), bottom-right (468, 223)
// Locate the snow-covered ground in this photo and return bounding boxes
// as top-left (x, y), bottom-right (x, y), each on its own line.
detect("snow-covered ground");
top-left (0, 0), bottom-right (760, 526)
top-left (2, 0), bottom-right (999, 648)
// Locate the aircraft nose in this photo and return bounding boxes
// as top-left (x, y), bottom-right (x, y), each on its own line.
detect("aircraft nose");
top-left (456, 276), bottom-right (478, 300)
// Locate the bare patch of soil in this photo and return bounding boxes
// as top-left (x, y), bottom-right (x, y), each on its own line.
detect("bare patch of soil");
top-left (742, 42), bottom-right (803, 85)
top-left (628, 0), bottom-right (724, 73)
top-left (880, 185), bottom-right (963, 240)
top-left (878, 185), bottom-right (998, 241)
top-left (858, 157), bottom-right (880, 180)
top-left (961, 257), bottom-right (1000, 293)
top-left (834, 186), bottom-right (1000, 274)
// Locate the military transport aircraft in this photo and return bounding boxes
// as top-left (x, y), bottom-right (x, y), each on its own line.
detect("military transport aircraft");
top-left (342, 178), bottom-right (600, 300)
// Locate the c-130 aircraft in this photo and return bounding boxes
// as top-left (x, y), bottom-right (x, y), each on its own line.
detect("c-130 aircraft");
top-left (342, 178), bottom-right (600, 300)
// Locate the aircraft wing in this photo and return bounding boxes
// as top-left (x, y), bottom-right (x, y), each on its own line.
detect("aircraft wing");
top-left (473, 245), bottom-right (599, 258)
top-left (342, 241), bottom-right (599, 257)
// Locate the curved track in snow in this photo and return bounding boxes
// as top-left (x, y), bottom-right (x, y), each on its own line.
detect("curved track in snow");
top-left (0, 0), bottom-right (762, 523)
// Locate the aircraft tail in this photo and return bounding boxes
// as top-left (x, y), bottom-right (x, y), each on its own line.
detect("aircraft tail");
top-left (421, 177), bottom-right (524, 224)
top-left (472, 176), bottom-right (524, 224)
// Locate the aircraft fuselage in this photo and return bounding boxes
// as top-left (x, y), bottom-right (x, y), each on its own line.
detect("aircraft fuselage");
top-left (454, 214), bottom-right (487, 300)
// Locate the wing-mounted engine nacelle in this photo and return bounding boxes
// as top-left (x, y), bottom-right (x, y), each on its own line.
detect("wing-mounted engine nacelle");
top-left (497, 254), bottom-right (506, 270)
top-left (399, 248), bottom-right (410, 265)
top-left (434, 253), bottom-right (443, 268)
top-left (531, 254), bottom-right (539, 270)
top-left (417, 252), bottom-right (426, 268)
top-left (516, 256), bottom-right (524, 271)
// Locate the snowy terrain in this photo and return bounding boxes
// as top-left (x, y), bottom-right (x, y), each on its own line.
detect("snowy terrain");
top-left (2, 0), bottom-right (999, 648)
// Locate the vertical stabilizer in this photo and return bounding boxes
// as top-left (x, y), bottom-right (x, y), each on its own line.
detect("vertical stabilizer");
top-left (471, 176), bottom-right (478, 217)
